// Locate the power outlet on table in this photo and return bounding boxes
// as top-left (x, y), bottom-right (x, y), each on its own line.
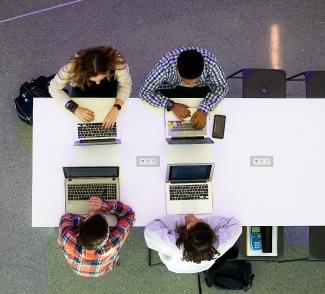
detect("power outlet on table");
top-left (136, 156), bottom-right (160, 167)
top-left (250, 156), bottom-right (273, 167)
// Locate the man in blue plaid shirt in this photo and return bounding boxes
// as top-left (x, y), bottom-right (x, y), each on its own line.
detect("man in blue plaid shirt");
top-left (139, 47), bottom-right (228, 129)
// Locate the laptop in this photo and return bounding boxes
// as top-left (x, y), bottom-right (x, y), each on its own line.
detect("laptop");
top-left (74, 122), bottom-right (121, 146)
top-left (166, 163), bottom-right (214, 215)
top-left (165, 107), bottom-right (214, 144)
top-left (63, 166), bottom-right (120, 226)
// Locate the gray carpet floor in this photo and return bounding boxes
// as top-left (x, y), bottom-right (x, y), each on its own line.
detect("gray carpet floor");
top-left (46, 227), bottom-right (325, 294)
top-left (1, 1), bottom-right (325, 293)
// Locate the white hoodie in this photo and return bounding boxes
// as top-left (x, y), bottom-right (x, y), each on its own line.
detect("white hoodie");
top-left (144, 215), bottom-right (242, 273)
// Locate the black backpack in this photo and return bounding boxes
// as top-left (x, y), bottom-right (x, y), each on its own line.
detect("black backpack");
top-left (14, 75), bottom-right (55, 125)
top-left (205, 260), bottom-right (254, 291)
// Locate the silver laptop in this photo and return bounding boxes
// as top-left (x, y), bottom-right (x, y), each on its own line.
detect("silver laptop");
top-left (166, 163), bottom-right (214, 215)
top-left (74, 122), bottom-right (121, 146)
top-left (165, 107), bottom-right (214, 144)
top-left (63, 166), bottom-right (120, 225)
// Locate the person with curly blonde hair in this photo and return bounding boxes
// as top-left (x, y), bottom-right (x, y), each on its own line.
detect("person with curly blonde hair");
top-left (49, 46), bottom-right (132, 128)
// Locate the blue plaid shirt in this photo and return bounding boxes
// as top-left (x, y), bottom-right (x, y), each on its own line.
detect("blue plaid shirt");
top-left (139, 47), bottom-right (228, 114)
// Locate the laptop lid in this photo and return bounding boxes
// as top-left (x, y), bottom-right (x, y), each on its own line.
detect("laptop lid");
top-left (63, 166), bottom-right (119, 179)
top-left (166, 163), bottom-right (214, 183)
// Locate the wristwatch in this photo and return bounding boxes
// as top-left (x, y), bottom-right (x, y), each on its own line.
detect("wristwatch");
top-left (113, 104), bottom-right (122, 110)
top-left (166, 100), bottom-right (175, 112)
top-left (65, 100), bottom-right (79, 113)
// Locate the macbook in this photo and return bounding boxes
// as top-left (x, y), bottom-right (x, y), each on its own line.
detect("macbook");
top-left (165, 107), bottom-right (214, 144)
top-left (63, 166), bottom-right (120, 225)
top-left (74, 122), bottom-right (121, 146)
top-left (166, 163), bottom-right (214, 215)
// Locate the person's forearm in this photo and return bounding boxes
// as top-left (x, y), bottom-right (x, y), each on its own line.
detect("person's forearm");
top-left (49, 64), bottom-right (73, 105)
top-left (139, 60), bottom-right (169, 109)
top-left (49, 82), bottom-right (71, 105)
top-left (140, 92), bottom-right (171, 109)
top-left (115, 65), bottom-right (132, 101)
top-left (100, 200), bottom-right (135, 221)
top-left (59, 213), bottom-right (79, 244)
top-left (114, 98), bottom-right (124, 106)
top-left (198, 84), bottom-right (228, 114)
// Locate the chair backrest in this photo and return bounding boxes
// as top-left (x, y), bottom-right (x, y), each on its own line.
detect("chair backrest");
top-left (309, 226), bottom-right (325, 260)
top-left (242, 68), bottom-right (286, 98)
top-left (304, 71), bottom-right (325, 98)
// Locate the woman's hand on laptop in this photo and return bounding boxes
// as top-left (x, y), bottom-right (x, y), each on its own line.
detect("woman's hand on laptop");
top-left (191, 111), bottom-right (206, 129)
top-left (88, 196), bottom-right (102, 212)
top-left (102, 106), bottom-right (118, 129)
top-left (75, 107), bottom-right (95, 122)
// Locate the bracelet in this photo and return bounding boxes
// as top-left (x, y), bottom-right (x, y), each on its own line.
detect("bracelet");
top-left (65, 100), bottom-right (79, 113)
top-left (113, 104), bottom-right (122, 110)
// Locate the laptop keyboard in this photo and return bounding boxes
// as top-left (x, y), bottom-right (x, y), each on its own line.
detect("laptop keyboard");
top-left (170, 122), bottom-right (205, 136)
top-left (169, 184), bottom-right (209, 200)
top-left (67, 183), bottom-right (117, 200)
top-left (78, 123), bottom-right (117, 139)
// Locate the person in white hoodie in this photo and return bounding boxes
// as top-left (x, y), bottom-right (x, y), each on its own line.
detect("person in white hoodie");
top-left (144, 214), bottom-right (242, 273)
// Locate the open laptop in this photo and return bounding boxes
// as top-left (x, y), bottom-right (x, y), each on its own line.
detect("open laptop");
top-left (74, 122), bottom-right (121, 146)
top-left (63, 166), bottom-right (120, 226)
top-left (165, 107), bottom-right (214, 144)
top-left (166, 163), bottom-right (214, 215)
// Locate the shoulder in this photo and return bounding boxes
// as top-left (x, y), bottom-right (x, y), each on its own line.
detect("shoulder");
top-left (64, 60), bottom-right (77, 72)
top-left (207, 215), bottom-right (241, 230)
top-left (60, 213), bottom-right (73, 221)
top-left (163, 47), bottom-right (188, 63)
top-left (114, 63), bottom-right (128, 71)
top-left (158, 47), bottom-right (189, 67)
top-left (152, 215), bottom-right (185, 227)
top-left (193, 47), bottom-right (217, 59)
top-left (57, 61), bottom-right (76, 80)
top-left (113, 48), bottom-right (127, 70)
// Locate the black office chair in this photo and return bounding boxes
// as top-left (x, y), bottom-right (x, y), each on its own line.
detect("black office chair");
top-left (287, 71), bottom-right (325, 98)
top-left (279, 226), bottom-right (325, 263)
top-left (308, 226), bottom-right (325, 260)
top-left (227, 68), bottom-right (287, 98)
top-left (147, 248), bottom-right (204, 294)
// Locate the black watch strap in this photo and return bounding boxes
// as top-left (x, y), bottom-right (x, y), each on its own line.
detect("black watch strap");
top-left (65, 100), bottom-right (79, 113)
top-left (114, 104), bottom-right (122, 110)
top-left (166, 100), bottom-right (175, 111)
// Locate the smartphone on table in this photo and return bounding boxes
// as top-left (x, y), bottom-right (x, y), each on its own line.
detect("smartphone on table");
top-left (212, 115), bottom-right (226, 139)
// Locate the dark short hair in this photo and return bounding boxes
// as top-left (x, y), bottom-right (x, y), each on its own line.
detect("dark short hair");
top-left (78, 214), bottom-right (108, 250)
top-left (177, 49), bottom-right (204, 79)
top-left (176, 222), bottom-right (219, 263)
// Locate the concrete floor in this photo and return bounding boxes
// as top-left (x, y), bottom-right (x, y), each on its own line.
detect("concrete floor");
top-left (1, 1), bottom-right (325, 293)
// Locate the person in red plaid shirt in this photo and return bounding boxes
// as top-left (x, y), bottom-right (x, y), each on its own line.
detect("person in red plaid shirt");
top-left (58, 197), bottom-right (135, 277)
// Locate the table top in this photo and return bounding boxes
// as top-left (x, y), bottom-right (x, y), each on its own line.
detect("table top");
top-left (33, 98), bottom-right (325, 226)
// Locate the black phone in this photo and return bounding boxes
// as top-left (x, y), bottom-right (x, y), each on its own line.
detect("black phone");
top-left (212, 115), bottom-right (226, 139)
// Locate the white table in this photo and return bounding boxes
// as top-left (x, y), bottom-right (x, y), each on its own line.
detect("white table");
top-left (33, 98), bottom-right (325, 226)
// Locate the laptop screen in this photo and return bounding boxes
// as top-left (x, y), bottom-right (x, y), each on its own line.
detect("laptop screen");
top-left (168, 164), bottom-right (213, 183)
top-left (63, 166), bottom-right (119, 178)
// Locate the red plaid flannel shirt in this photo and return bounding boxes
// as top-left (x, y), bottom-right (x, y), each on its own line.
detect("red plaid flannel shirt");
top-left (59, 200), bottom-right (135, 277)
